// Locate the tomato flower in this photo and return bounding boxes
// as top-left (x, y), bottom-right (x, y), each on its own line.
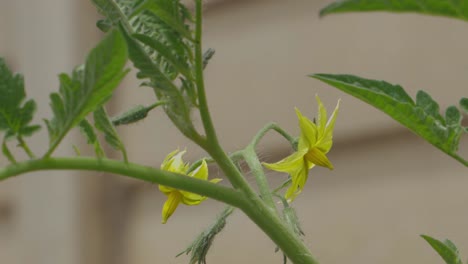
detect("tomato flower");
top-left (264, 96), bottom-right (340, 201)
top-left (159, 150), bottom-right (221, 223)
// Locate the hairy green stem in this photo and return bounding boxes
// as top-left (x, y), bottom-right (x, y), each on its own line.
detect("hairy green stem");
top-left (242, 147), bottom-right (277, 212)
top-left (0, 157), bottom-right (243, 207)
top-left (250, 122), bottom-right (296, 149)
top-left (450, 153), bottom-right (468, 167)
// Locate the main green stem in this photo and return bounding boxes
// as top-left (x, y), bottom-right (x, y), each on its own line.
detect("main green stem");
top-left (193, 1), bottom-right (318, 263)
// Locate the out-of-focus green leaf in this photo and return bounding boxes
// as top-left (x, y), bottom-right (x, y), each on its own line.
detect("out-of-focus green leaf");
top-left (0, 58), bottom-right (40, 141)
top-left (79, 119), bottom-right (105, 158)
top-left (94, 106), bottom-right (128, 162)
top-left (320, 0), bottom-right (468, 22)
top-left (421, 235), bottom-right (463, 264)
top-left (44, 29), bottom-right (128, 157)
top-left (311, 74), bottom-right (466, 164)
top-left (461, 97), bottom-right (468, 114)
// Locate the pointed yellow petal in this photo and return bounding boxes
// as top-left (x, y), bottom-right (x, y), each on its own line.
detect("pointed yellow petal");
top-left (317, 99), bottom-right (340, 153)
top-left (304, 147), bottom-right (334, 170)
top-left (315, 95), bottom-right (327, 135)
top-left (180, 192), bottom-right (205, 205)
top-left (188, 160), bottom-right (208, 180)
top-left (161, 191), bottom-right (182, 224)
top-left (161, 149), bottom-right (179, 170)
top-left (295, 108), bottom-right (318, 148)
top-left (284, 161), bottom-right (309, 201)
top-left (263, 149), bottom-right (307, 174)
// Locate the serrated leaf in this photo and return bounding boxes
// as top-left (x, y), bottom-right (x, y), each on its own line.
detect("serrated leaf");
top-left (94, 106), bottom-right (128, 162)
top-left (320, 0), bottom-right (468, 22)
top-left (119, 24), bottom-right (174, 90)
top-left (311, 74), bottom-right (465, 161)
top-left (421, 235), bottom-right (463, 264)
top-left (44, 29), bottom-right (128, 157)
top-left (0, 58), bottom-right (40, 141)
top-left (460, 98), bottom-right (468, 114)
top-left (131, 0), bottom-right (194, 41)
top-left (79, 119), bottom-right (105, 158)
top-left (133, 33), bottom-right (192, 79)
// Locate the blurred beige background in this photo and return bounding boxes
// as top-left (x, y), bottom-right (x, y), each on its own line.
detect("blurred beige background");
top-left (0, 0), bottom-right (467, 264)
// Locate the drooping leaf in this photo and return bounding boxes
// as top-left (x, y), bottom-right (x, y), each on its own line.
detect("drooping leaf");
top-left (0, 58), bottom-right (40, 141)
top-left (44, 29), bottom-right (128, 157)
top-left (311, 74), bottom-right (465, 162)
top-left (79, 119), bottom-right (105, 158)
top-left (94, 106), bottom-right (128, 162)
top-left (111, 102), bottom-right (165, 126)
top-left (421, 235), bottom-right (463, 264)
top-left (320, 0), bottom-right (468, 22)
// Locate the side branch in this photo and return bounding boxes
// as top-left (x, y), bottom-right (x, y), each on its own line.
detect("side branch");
top-left (0, 157), bottom-right (243, 207)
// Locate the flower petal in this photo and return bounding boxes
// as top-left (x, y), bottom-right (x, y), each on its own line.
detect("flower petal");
top-left (159, 184), bottom-right (174, 195)
top-left (318, 99), bottom-right (340, 153)
top-left (295, 108), bottom-right (318, 148)
top-left (304, 147), bottom-right (334, 170)
top-left (316, 95), bottom-right (328, 136)
top-left (161, 191), bottom-right (182, 224)
top-left (263, 149), bottom-right (308, 174)
top-left (188, 160), bottom-right (208, 180)
top-left (161, 149), bottom-right (189, 173)
top-left (284, 161), bottom-right (309, 201)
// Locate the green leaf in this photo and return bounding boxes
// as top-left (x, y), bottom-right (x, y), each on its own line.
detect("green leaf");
top-left (0, 58), bottom-right (40, 141)
top-left (460, 97), bottom-right (468, 114)
top-left (133, 33), bottom-right (192, 80)
top-left (44, 29), bottom-right (128, 157)
top-left (311, 74), bottom-right (465, 162)
top-left (78, 119), bottom-right (105, 158)
top-left (94, 106), bottom-right (128, 162)
top-left (320, 0), bottom-right (468, 22)
top-left (421, 235), bottom-right (463, 264)
top-left (131, 0), bottom-right (194, 41)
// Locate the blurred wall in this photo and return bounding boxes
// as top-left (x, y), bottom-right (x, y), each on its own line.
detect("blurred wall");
top-left (0, 0), bottom-right (467, 264)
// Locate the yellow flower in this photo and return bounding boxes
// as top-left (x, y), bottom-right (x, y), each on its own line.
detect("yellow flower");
top-left (159, 150), bottom-right (221, 224)
top-left (263, 96), bottom-right (340, 201)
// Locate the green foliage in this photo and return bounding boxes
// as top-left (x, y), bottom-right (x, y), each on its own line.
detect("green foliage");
top-left (79, 119), bottom-right (105, 158)
top-left (461, 97), bottom-right (468, 114)
top-left (320, 0), bottom-right (468, 22)
top-left (44, 29), bottom-right (128, 157)
top-left (94, 106), bottom-right (128, 162)
top-left (311, 74), bottom-right (466, 164)
top-left (421, 235), bottom-right (463, 264)
top-left (0, 58), bottom-right (40, 141)
top-left (91, 0), bottom-right (200, 133)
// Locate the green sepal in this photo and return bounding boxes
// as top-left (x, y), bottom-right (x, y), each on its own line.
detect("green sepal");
top-left (79, 119), bottom-right (105, 158)
top-left (94, 106), bottom-right (128, 162)
top-left (0, 58), bottom-right (40, 141)
top-left (421, 235), bottom-right (463, 264)
top-left (320, 0), bottom-right (468, 22)
top-left (44, 29), bottom-right (128, 157)
top-left (311, 74), bottom-right (465, 161)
